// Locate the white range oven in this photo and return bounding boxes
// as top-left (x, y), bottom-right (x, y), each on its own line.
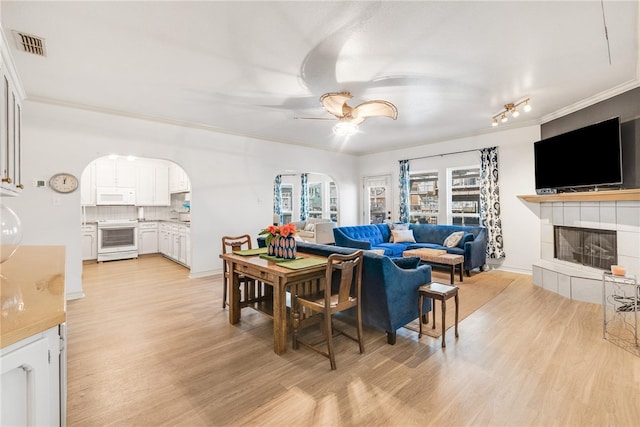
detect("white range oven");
top-left (97, 219), bottom-right (139, 262)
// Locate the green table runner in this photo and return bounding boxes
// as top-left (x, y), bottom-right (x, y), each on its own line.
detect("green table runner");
top-left (233, 247), bottom-right (268, 256)
top-left (276, 257), bottom-right (328, 270)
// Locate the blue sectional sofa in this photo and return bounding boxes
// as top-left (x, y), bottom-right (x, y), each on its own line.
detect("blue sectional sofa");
top-left (258, 238), bottom-right (432, 344)
top-left (333, 223), bottom-right (488, 275)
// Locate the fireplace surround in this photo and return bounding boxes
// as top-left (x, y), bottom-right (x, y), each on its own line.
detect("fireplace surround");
top-left (527, 197), bottom-right (640, 305)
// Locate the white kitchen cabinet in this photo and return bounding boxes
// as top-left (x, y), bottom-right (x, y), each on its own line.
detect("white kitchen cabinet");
top-left (135, 160), bottom-right (169, 206)
top-left (169, 163), bottom-right (190, 193)
top-left (159, 223), bottom-right (172, 256)
top-left (95, 158), bottom-right (136, 189)
top-left (138, 222), bottom-right (159, 254)
top-left (82, 223), bottom-right (97, 260)
top-left (0, 32), bottom-right (25, 197)
top-left (80, 162), bottom-right (97, 205)
top-left (185, 226), bottom-right (192, 267)
top-left (1, 326), bottom-right (64, 426)
top-left (159, 222), bottom-right (190, 267)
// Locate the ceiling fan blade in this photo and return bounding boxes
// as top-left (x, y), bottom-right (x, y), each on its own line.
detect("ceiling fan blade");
top-left (351, 100), bottom-right (398, 120)
top-left (320, 91), bottom-right (353, 118)
top-left (294, 116), bottom-right (336, 121)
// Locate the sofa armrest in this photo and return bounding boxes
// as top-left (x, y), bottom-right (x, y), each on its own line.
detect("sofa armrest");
top-left (333, 228), bottom-right (372, 250)
top-left (463, 228), bottom-right (488, 271)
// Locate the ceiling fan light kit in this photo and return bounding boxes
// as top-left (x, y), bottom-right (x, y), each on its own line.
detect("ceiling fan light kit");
top-left (299, 91), bottom-right (398, 137)
top-left (492, 98), bottom-right (531, 127)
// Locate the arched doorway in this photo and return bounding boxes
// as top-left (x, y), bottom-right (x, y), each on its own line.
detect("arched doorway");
top-left (80, 155), bottom-right (192, 268)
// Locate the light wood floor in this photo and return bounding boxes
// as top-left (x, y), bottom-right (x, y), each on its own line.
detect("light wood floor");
top-left (67, 255), bottom-right (640, 426)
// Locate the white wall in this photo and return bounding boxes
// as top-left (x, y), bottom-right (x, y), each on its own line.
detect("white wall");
top-left (356, 126), bottom-right (542, 274)
top-left (2, 101), bottom-right (359, 299)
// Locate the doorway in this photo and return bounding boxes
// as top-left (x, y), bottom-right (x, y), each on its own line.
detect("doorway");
top-left (363, 175), bottom-right (392, 224)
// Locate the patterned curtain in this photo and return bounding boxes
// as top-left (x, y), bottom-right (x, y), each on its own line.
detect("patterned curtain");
top-left (399, 160), bottom-right (410, 223)
top-left (300, 173), bottom-right (309, 221)
top-left (480, 147), bottom-right (506, 259)
top-left (273, 174), bottom-right (282, 224)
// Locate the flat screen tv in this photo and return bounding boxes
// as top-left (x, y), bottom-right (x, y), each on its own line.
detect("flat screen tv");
top-left (534, 117), bottom-right (622, 192)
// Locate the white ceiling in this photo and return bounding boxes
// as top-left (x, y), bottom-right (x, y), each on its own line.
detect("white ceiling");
top-left (2, 1), bottom-right (639, 155)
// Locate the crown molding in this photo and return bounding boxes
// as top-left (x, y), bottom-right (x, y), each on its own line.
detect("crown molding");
top-left (540, 79), bottom-right (640, 124)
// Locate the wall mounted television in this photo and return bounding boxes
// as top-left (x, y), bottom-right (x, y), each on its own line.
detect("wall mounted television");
top-left (534, 117), bottom-right (622, 192)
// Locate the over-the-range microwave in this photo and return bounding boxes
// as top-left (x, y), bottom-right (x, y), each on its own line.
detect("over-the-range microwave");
top-left (96, 187), bottom-right (136, 205)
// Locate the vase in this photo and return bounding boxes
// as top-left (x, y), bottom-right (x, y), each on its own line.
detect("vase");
top-left (278, 235), bottom-right (296, 260)
top-left (268, 236), bottom-right (278, 257)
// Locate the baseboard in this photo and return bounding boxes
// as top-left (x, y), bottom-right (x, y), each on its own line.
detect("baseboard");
top-left (189, 269), bottom-right (221, 279)
top-left (66, 291), bottom-right (85, 301)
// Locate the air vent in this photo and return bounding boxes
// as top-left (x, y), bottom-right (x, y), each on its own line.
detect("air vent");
top-left (12, 31), bottom-right (47, 57)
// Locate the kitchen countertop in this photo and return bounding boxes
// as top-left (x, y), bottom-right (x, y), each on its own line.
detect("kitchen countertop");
top-left (1, 246), bottom-right (66, 349)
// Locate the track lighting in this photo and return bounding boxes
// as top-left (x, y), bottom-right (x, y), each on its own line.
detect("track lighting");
top-left (492, 98), bottom-right (531, 126)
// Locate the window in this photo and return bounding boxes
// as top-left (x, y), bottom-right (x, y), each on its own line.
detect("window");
top-left (449, 167), bottom-right (480, 226)
top-left (308, 182), bottom-right (323, 219)
top-left (409, 171), bottom-right (439, 224)
top-left (281, 184), bottom-right (293, 223)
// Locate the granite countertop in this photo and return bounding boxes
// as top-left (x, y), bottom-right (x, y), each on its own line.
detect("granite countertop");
top-left (1, 246), bottom-right (66, 349)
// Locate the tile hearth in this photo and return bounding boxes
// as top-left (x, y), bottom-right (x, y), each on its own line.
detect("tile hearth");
top-left (532, 201), bottom-right (640, 304)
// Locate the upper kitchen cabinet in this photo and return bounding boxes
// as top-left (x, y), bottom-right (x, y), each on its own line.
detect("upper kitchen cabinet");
top-left (95, 157), bottom-right (136, 189)
top-left (169, 163), bottom-right (190, 193)
top-left (136, 159), bottom-right (169, 206)
top-left (0, 28), bottom-right (25, 197)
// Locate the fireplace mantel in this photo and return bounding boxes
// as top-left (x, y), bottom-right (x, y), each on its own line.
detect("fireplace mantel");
top-left (518, 188), bottom-right (640, 203)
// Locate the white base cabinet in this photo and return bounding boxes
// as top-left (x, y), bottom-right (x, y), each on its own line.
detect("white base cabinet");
top-left (1, 325), bottom-right (65, 426)
top-left (138, 222), bottom-right (159, 254)
top-left (82, 224), bottom-right (97, 260)
top-left (159, 222), bottom-right (190, 267)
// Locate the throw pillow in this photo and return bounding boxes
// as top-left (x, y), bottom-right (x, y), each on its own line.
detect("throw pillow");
top-left (444, 231), bottom-right (465, 248)
top-left (391, 229), bottom-right (416, 243)
top-left (392, 256), bottom-right (420, 269)
top-left (389, 223), bottom-right (409, 242)
top-left (304, 223), bottom-right (315, 232)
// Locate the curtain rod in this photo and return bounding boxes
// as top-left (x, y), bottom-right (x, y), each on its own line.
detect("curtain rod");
top-left (404, 148), bottom-right (481, 162)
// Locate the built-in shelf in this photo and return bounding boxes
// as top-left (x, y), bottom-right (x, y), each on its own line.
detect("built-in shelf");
top-left (518, 189), bottom-right (640, 203)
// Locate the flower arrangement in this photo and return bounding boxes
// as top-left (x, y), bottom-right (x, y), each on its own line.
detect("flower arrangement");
top-left (259, 222), bottom-right (297, 246)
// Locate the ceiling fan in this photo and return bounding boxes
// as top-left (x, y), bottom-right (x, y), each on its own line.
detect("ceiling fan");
top-left (296, 91), bottom-right (398, 136)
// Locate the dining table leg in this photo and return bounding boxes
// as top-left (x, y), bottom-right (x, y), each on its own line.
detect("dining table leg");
top-left (229, 264), bottom-right (241, 324)
top-left (272, 279), bottom-right (287, 355)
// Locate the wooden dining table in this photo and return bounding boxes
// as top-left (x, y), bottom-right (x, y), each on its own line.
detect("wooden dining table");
top-left (220, 251), bottom-right (328, 355)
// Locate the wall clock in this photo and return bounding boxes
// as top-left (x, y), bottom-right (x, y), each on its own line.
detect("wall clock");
top-left (49, 173), bottom-right (79, 194)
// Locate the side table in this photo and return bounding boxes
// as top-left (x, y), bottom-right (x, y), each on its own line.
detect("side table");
top-left (603, 272), bottom-right (639, 355)
top-left (418, 282), bottom-right (459, 348)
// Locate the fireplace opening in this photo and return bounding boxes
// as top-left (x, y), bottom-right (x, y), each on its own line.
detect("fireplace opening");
top-left (554, 226), bottom-right (617, 270)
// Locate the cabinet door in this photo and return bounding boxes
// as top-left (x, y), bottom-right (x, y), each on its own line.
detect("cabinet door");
top-left (185, 228), bottom-right (191, 267)
top-left (95, 159), bottom-right (117, 187)
top-left (135, 164), bottom-right (155, 206)
top-left (139, 229), bottom-right (159, 254)
top-left (154, 165), bottom-right (170, 206)
top-left (0, 74), bottom-right (23, 196)
top-left (82, 231), bottom-right (97, 260)
top-left (1, 335), bottom-right (52, 426)
top-left (115, 159), bottom-right (136, 188)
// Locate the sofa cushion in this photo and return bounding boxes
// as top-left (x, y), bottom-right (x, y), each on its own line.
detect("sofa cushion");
top-left (373, 242), bottom-right (410, 257)
top-left (444, 231), bottom-right (465, 247)
top-left (389, 222), bottom-right (409, 242)
top-left (392, 256), bottom-right (420, 269)
top-left (391, 229), bottom-right (416, 243)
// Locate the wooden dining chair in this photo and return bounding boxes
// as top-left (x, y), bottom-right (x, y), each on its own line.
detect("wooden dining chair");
top-left (221, 234), bottom-right (261, 309)
top-left (291, 250), bottom-right (365, 370)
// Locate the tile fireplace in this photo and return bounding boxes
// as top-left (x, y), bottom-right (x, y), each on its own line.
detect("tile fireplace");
top-left (531, 200), bottom-right (640, 304)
